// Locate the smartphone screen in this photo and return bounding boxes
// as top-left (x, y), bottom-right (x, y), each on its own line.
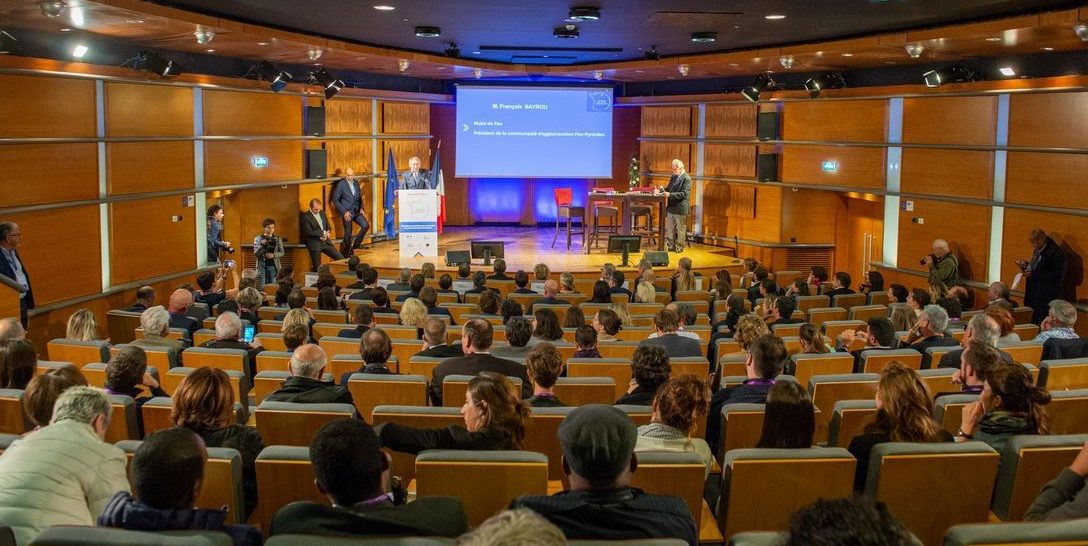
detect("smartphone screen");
top-left (242, 325), bottom-right (255, 343)
top-left (224, 259), bottom-right (236, 269)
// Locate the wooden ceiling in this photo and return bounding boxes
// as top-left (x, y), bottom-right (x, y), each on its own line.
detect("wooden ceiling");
top-left (0, 0), bottom-right (1086, 83)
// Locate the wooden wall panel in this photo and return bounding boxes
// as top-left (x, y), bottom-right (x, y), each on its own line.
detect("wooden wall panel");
top-left (733, 186), bottom-right (783, 243)
top-left (1009, 92), bottom-right (1088, 148)
top-left (640, 142), bottom-right (691, 174)
top-left (325, 141), bottom-right (373, 176)
top-left (902, 96), bottom-right (996, 145)
top-left (705, 104), bottom-right (757, 138)
top-left (781, 189), bottom-right (839, 244)
top-left (701, 182), bottom-right (730, 239)
top-left (641, 106), bottom-right (693, 137)
top-left (781, 100), bottom-right (887, 142)
top-left (223, 186), bottom-right (305, 251)
top-left (4, 206), bottom-right (101, 306)
top-left (380, 140), bottom-right (432, 170)
top-left (900, 149), bottom-right (993, 199)
top-left (0, 74), bottom-right (95, 138)
top-left (108, 142), bottom-right (195, 195)
top-left (610, 105), bottom-right (641, 190)
top-left (203, 90), bottom-right (301, 136)
top-left (380, 102), bottom-right (429, 134)
top-left (1002, 208), bottom-right (1087, 302)
top-left (897, 199), bottom-right (990, 283)
top-left (204, 141), bottom-right (303, 186)
top-left (704, 144), bottom-right (756, 178)
top-left (110, 196), bottom-right (196, 284)
top-left (1006, 152), bottom-right (1088, 210)
top-left (105, 82), bottom-right (193, 137)
top-left (0, 144), bottom-right (98, 207)
top-left (326, 99), bottom-right (373, 134)
top-left (780, 145), bottom-right (885, 189)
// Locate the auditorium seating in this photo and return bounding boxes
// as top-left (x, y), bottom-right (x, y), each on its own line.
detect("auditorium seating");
top-left (918, 367), bottom-right (959, 396)
top-left (550, 376), bottom-right (616, 406)
top-left (416, 450), bottom-right (548, 526)
top-left (629, 451), bottom-right (707, 533)
top-left (809, 373), bottom-right (878, 442)
top-left (346, 373), bottom-right (429, 419)
top-left (934, 394), bottom-right (980, 435)
top-left (807, 307), bottom-right (848, 329)
top-left (524, 406), bottom-right (573, 480)
top-left (831, 293), bottom-right (867, 310)
top-left (849, 304), bottom-right (887, 322)
top-left (103, 394), bottom-right (138, 443)
top-left (28, 527), bottom-right (233, 545)
top-left (180, 347), bottom-right (249, 375)
top-left (253, 401), bottom-right (355, 446)
top-left (566, 358), bottom-right (634, 399)
top-left (991, 434), bottom-right (1088, 521)
top-left (255, 446), bottom-right (327, 535)
top-left (254, 351), bottom-right (293, 374)
top-left (925, 345), bottom-right (958, 370)
top-left (790, 353), bottom-right (854, 389)
top-left (1047, 389), bottom-right (1088, 435)
top-left (442, 374), bottom-right (522, 407)
top-left (795, 295), bottom-right (830, 315)
top-left (139, 397), bottom-right (174, 436)
top-left (859, 348), bottom-right (923, 373)
top-left (826, 400), bottom-right (878, 448)
top-left (371, 405), bottom-right (464, 482)
top-left (1038, 358), bottom-right (1088, 390)
top-left (117, 441), bottom-right (245, 524)
top-left (45, 339), bottom-right (109, 366)
top-left (944, 519), bottom-right (1088, 545)
top-left (822, 320), bottom-right (866, 342)
top-left (999, 342), bottom-right (1045, 366)
top-left (163, 367), bottom-right (249, 405)
top-left (0, 389), bottom-right (27, 434)
top-left (105, 310), bottom-right (142, 345)
top-left (252, 370), bottom-right (336, 403)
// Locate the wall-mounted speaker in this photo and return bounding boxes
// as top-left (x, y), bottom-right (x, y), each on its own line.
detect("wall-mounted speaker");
top-left (305, 106), bottom-right (326, 136)
top-left (757, 111), bottom-right (780, 141)
top-left (644, 251), bottom-right (669, 267)
top-left (757, 153), bottom-right (779, 182)
top-left (446, 250), bottom-right (471, 266)
top-left (306, 149), bottom-right (327, 179)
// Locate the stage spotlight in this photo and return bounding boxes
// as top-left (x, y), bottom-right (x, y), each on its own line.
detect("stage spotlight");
top-left (134, 50), bottom-right (181, 77)
top-left (644, 45), bottom-right (660, 60)
top-left (741, 72), bottom-right (775, 103)
top-left (414, 25), bottom-right (441, 38)
top-left (0, 31), bottom-right (18, 54)
top-left (39, 0), bottom-right (67, 19)
top-left (309, 67), bottom-right (344, 99)
top-left (253, 60), bottom-right (292, 92)
top-left (904, 43), bottom-right (925, 58)
top-left (194, 28), bottom-right (214, 45)
top-left (568, 7), bottom-right (600, 21)
top-left (804, 72), bottom-right (845, 98)
top-left (922, 65), bottom-right (975, 88)
top-left (444, 42), bottom-right (460, 58)
top-left (1075, 23), bottom-right (1088, 41)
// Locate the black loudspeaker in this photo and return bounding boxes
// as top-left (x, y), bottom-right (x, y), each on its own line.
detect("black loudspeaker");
top-left (757, 111), bottom-right (779, 141)
top-left (757, 153), bottom-right (779, 182)
top-left (446, 250), bottom-right (471, 266)
top-left (305, 106), bottom-right (326, 136)
top-left (306, 149), bottom-right (327, 179)
top-left (644, 251), bottom-right (669, 267)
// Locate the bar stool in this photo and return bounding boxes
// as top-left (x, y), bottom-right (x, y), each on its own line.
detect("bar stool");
top-left (551, 188), bottom-right (585, 250)
top-left (589, 187), bottom-right (618, 249)
top-left (629, 186), bottom-right (656, 247)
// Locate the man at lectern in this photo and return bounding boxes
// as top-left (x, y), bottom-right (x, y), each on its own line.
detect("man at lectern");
top-left (663, 159), bottom-right (692, 253)
top-left (398, 156), bottom-right (431, 190)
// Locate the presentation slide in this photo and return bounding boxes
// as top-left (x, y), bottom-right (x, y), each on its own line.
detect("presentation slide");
top-left (456, 85), bottom-right (613, 178)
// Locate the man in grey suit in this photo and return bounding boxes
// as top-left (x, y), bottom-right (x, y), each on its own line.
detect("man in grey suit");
top-left (638, 308), bottom-right (702, 358)
top-left (398, 156), bottom-right (431, 190)
top-left (332, 168), bottom-right (370, 255)
top-left (300, 199), bottom-right (343, 272)
top-left (663, 158), bottom-right (692, 253)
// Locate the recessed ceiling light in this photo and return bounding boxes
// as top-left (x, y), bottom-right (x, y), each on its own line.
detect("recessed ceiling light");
top-left (206, 49), bottom-right (215, 53)
top-left (126, 19), bottom-right (144, 24)
top-left (635, 69), bottom-right (644, 73)
top-left (71, 44), bottom-right (87, 58)
top-left (1042, 46), bottom-right (1054, 51)
top-left (764, 14), bottom-right (786, 20)
top-left (257, 42), bottom-right (268, 46)
top-left (985, 37), bottom-right (1002, 42)
top-left (414, 26), bottom-right (441, 38)
top-left (59, 27), bottom-right (70, 31)
top-left (841, 53), bottom-right (853, 57)
top-left (373, 5), bottom-right (395, 10)
top-left (728, 62), bottom-right (738, 66)
top-left (691, 31), bottom-right (717, 43)
top-left (999, 66), bottom-right (1016, 76)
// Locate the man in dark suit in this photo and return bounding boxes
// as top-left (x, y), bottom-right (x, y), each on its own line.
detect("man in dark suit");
top-left (900, 304), bottom-right (959, 368)
top-left (338, 305), bottom-right (375, 339)
top-left (348, 268), bottom-right (381, 301)
top-left (527, 280), bottom-right (569, 315)
top-left (663, 159), bottom-right (692, 253)
top-left (300, 198), bottom-right (344, 272)
top-left (166, 288), bottom-right (199, 339)
top-left (608, 270), bottom-right (632, 300)
top-left (266, 344), bottom-right (354, 405)
top-left (825, 272), bottom-right (856, 298)
top-left (415, 318), bottom-right (464, 359)
top-left (429, 318), bottom-right (530, 405)
top-left (836, 317), bottom-right (900, 373)
top-left (1020, 229), bottom-right (1067, 324)
top-left (768, 298), bottom-right (804, 329)
top-left (487, 259), bottom-right (510, 281)
top-left (332, 169), bottom-right (370, 255)
top-left (395, 274), bottom-right (426, 302)
top-left (638, 308), bottom-right (702, 358)
top-left (125, 286), bottom-right (156, 313)
top-left (398, 156), bottom-right (431, 190)
top-left (0, 222), bottom-right (33, 327)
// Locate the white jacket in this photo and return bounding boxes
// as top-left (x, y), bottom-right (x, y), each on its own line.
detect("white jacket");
top-left (0, 420), bottom-right (129, 545)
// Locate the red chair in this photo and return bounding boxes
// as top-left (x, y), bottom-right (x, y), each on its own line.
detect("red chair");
top-left (589, 186), bottom-right (619, 249)
top-left (552, 188), bottom-right (585, 250)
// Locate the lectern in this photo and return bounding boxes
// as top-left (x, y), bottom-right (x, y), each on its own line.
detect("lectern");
top-left (398, 189), bottom-right (439, 259)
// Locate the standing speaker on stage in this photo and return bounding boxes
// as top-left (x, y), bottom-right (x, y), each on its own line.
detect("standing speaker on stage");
top-left (332, 168), bottom-right (370, 254)
top-left (300, 198), bottom-right (344, 272)
top-left (663, 159), bottom-right (692, 253)
top-left (398, 156), bottom-right (431, 190)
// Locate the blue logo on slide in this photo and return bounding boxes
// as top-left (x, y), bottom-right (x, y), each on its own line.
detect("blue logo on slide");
top-left (587, 90), bottom-right (612, 112)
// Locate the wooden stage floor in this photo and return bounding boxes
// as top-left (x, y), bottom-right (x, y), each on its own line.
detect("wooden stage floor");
top-left (351, 226), bottom-right (742, 276)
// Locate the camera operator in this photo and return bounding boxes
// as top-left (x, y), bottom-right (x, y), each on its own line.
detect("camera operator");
top-left (922, 238), bottom-right (959, 288)
top-left (253, 218), bottom-right (285, 286)
top-left (206, 205), bottom-right (234, 263)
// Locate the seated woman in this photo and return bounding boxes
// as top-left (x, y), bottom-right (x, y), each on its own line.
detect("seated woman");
top-left (22, 365), bottom-right (86, 430)
top-left (0, 338), bottom-right (36, 390)
top-left (171, 367), bottom-right (266, 520)
top-left (281, 308), bottom-right (315, 343)
top-left (104, 346), bottom-right (168, 436)
top-left (66, 309), bottom-right (106, 343)
top-left (848, 361), bottom-right (952, 492)
top-left (316, 287), bottom-right (342, 311)
top-left (500, 299), bottom-right (523, 325)
top-left (634, 375), bottom-right (713, 476)
top-left (798, 323), bottom-right (831, 354)
top-left (634, 281), bottom-right (657, 305)
top-left (273, 279), bottom-right (295, 306)
top-left (378, 372), bottom-right (530, 453)
top-left (524, 343), bottom-right (566, 407)
top-left (756, 381), bottom-right (815, 449)
top-left (986, 306), bottom-right (1020, 344)
top-left (609, 303), bottom-right (633, 328)
top-left (907, 288), bottom-right (931, 318)
top-left (478, 290), bottom-right (502, 317)
top-left (588, 280), bottom-right (611, 304)
top-left (559, 272), bottom-right (578, 295)
top-left (957, 363), bottom-right (1050, 452)
top-left (889, 305), bottom-right (917, 333)
top-left (710, 269), bottom-right (733, 301)
top-left (529, 308), bottom-right (564, 346)
top-left (716, 293), bottom-right (748, 338)
top-left (562, 306), bottom-right (585, 329)
top-left (785, 278), bottom-right (810, 298)
top-left (399, 298), bottom-right (428, 339)
top-left (859, 271), bottom-right (884, 295)
top-left (615, 345), bottom-right (671, 406)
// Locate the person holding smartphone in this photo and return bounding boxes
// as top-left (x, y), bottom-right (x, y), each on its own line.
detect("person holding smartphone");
top-left (200, 312), bottom-right (264, 378)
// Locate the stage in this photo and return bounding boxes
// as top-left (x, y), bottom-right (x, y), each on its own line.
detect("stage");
top-left (344, 226), bottom-right (743, 278)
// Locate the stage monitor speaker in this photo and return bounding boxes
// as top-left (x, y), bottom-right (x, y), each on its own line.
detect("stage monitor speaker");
top-left (305, 106), bottom-right (326, 136)
top-left (757, 153), bottom-right (779, 182)
top-left (446, 250), bottom-right (470, 266)
top-left (306, 149), bottom-right (327, 179)
top-left (757, 111), bottom-right (779, 141)
top-left (644, 251), bottom-right (669, 267)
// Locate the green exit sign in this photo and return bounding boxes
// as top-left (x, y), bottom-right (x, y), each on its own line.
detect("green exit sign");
top-left (821, 160), bottom-right (838, 172)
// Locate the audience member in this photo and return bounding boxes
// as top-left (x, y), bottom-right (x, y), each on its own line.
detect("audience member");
top-left (785, 278), bottom-right (810, 297)
top-left (615, 345), bottom-right (671, 405)
top-left (458, 509), bottom-right (565, 546)
top-left (387, 268), bottom-right (412, 292)
top-left (953, 341), bottom-right (1003, 395)
top-left (500, 299), bottom-right (523, 325)
top-left (125, 286), bottom-right (156, 313)
top-left (559, 272), bottom-right (577, 294)
top-left (639, 308), bottom-right (701, 357)
top-left (338, 305), bottom-right (375, 339)
top-left (957, 363), bottom-right (1050, 452)
top-left (785, 497), bottom-right (913, 546)
top-left (807, 265), bottom-right (829, 287)
top-left (528, 279), bottom-right (569, 314)
top-left (370, 287), bottom-right (397, 315)
top-left (457, 263), bottom-right (471, 280)
top-left (926, 238), bottom-right (960, 287)
top-left (1026, 439), bottom-right (1088, 521)
top-left (421, 262), bottom-right (436, 279)
top-left (608, 270), bottom-right (632, 300)
top-left (634, 375), bottom-right (712, 476)
top-left (511, 405), bottom-right (696, 544)
top-left (717, 293), bottom-right (748, 337)
top-left (395, 274), bottom-right (426, 302)
top-left (348, 268), bottom-right (381, 301)
top-left (478, 289), bottom-right (501, 316)
top-left (465, 271), bottom-right (492, 296)
top-left (399, 298), bottom-right (428, 336)
top-left (889, 305), bottom-right (917, 332)
top-left (711, 269), bottom-right (733, 301)
top-left (524, 343), bottom-right (566, 407)
top-left (859, 270), bottom-right (884, 294)
top-left (487, 259), bottom-right (510, 281)
top-left (1034, 300), bottom-right (1080, 343)
top-left (167, 288), bottom-right (200, 336)
top-left (0, 338), bottom-right (35, 389)
top-left (707, 334), bottom-right (786, 452)
top-left (826, 272), bottom-right (855, 297)
top-left (948, 284), bottom-right (973, 312)
top-left (987, 306), bottom-right (1020, 344)
top-left (907, 287), bottom-right (931, 317)
top-left (900, 304), bottom-right (959, 367)
top-left (437, 273), bottom-right (461, 302)
top-left (281, 308), bottom-right (316, 342)
top-left (347, 328), bottom-right (396, 379)
top-left (491, 316), bottom-right (534, 360)
top-left (836, 317), bottom-right (898, 373)
top-left (573, 325), bottom-right (601, 358)
top-left (563, 306), bottom-right (586, 329)
top-left (512, 270), bottom-right (534, 294)
top-left (936, 313), bottom-right (1014, 369)
top-left (282, 323), bottom-right (309, 352)
top-left (768, 297), bottom-right (802, 328)
top-left (273, 279), bottom-right (295, 306)
top-left (124, 306), bottom-right (183, 362)
top-left (22, 366), bottom-right (86, 429)
top-left (270, 419), bottom-right (467, 538)
top-left (317, 287), bottom-right (341, 311)
top-left (416, 317), bottom-right (465, 358)
top-left (592, 309), bottom-right (622, 342)
top-left (747, 266), bottom-right (771, 304)
top-left (0, 317), bottom-right (25, 341)
top-left (194, 269), bottom-right (229, 308)
top-left (0, 386), bottom-right (129, 545)
top-left (530, 308), bottom-right (565, 346)
top-left (430, 319), bottom-right (531, 404)
top-left (887, 283), bottom-right (909, 304)
top-left (103, 345), bottom-right (166, 435)
top-left (171, 367), bottom-right (265, 519)
top-left (756, 381), bottom-right (815, 449)
top-left (589, 280), bottom-right (611, 304)
top-left (937, 296), bottom-right (964, 329)
top-left (235, 287), bottom-right (263, 325)
top-left (420, 286), bottom-right (454, 324)
top-left (269, 344), bottom-right (353, 404)
top-left (634, 280), bottom-right (657, 304)
top-left (797, 322), bottom-right (830, 355)
top-left (202, 312), bottom-right (263, 377)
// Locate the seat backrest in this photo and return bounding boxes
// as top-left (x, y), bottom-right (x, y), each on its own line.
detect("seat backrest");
top-left (827, 400), bottom-right (877, 447)
top-left (551, 376), bottom-right (615, 406)
top-left (266, 537), bottom-right (455, 546)
top-left (371, 405), bottom-right (463, 482)
top-left (28, 526), bottom-right (233, 546)
top-left (1047, 389), bottom-right (1088, 435)
top-left (1012, 323), bottom-right (1040, 341)
top-left (566, 358), bottom-right (633, 399)
top-left (807, 307), bottom-right (847, 329)
top-left (868, 291), bottom-right (890, 306)
top-left (163, 367), bottom-right (249, 404)
top-left (311, 309), bottom-right (348, 324)
top-left (934, 394), bottom-right (980, 435)
top-left (999, 342), bottom-right (1044, 366)
top-left (318, 336), bottom-right (362, 359)
top-left (415, 450), bottom-right (548, 526)
top-left (629, 451), bottom-right (707, 532)
top-left (404, 355), bottom-right (444, 378)
top-left (918, 367), bottom-right (960, 397)
top-left (181, 347), bottom-right (249, 374)
top-left (795, 295), bottom-right (831, 315)
top-left (1012, 306), bottom-right (1034, 325)
top-left (790, 353), bottom-right (854, 390)
top-left (866, 441), bottom-right (1000, 546)
top-left (554, 187), bottom-right (574, 206)
top-left (524, 406), bottom-right (575, 480)
top-left (822, 320), bottom-right (866, 342)
top-left (849, 304), bottom-right (888, 322)
top-left (670, 357), bottom-right (708, 380)
top-left (139, 397), bottom-right (175, 436)
top-left (1039, 358), bottom-right (1088, 391)
top-left (718, 403), bottom-right (765, 458)
top-left (254, 401), bottom-right (355, 446)
top-left (770, 323), bottom-right (802, 337)
top-left (252, 371), bottom-right (335, 403)
top-left (944, 518), bottom-right (1088, 546)
top-left (46, 338), bottom-right (110, 366)
top-left (255, 446), bottom-right (327, 536)
top-left (808, 373), bottom-right (878, 442)
top-left (0, 389), bottom-right (27, 434)
top-left (254, 351), bottom-right (293, 374)
top-left (104, 394), bottom-right (138, 442)
top-left (861, 348), bottom-right (923, 373)
top-left (595, 341), bottom-right (641, 361)
top-left (106, 310), bottom-right (142, 345)
top-left (347, 373), bottom-right (428, 420)
top-left (720, 447), bottom-right (856, 538)
top-left (442, 374), bottom-right (522, 407)
top-left (992, 433), bottom-right (1088, 521)
top-left (831, 293), bottom-right (867, 310)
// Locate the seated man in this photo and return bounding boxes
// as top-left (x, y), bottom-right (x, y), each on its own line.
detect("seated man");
top-left (436, 273), bottom-right (462, 303)
top-left (706, 334), bottom-right (787, 452)
top-left (807, 266), bottom-right (829, 288)
top-left (487, 258), bottom-right (510, 281)
top-left (937, 297), bottom-right (965, 330)
top-left (269, 344), bottom-right (353, 404)
top-left (125, 286), bottom-right (156, 313)
top-left (370, 287), bottom-right (399, 316)
top-left (646, 304), bottom-right (699, 342)
top-left (201, 312), bottom-right (264, 378)
top-left (936, 313), bottom-right (1014, 369)
top-left (1026, 437), bottom-right (1088, 521)
top-left (338, 305), bottom-right (375, 339)
top-left (987, 281), bottom-right (1015, 308)
top-left (283, 323), bottom-right (309, 352)
top-left (768, 297), bottom-right (804, 328)
top-left (527, 279), bottom-right (569, 315)
top-left (395, 274), bottom-right (426, 303)
top-left (951, 341), bottom-right (1003, 396)
top-left (825, 271), bottom-right (856, 297)
top-left (638, 308), bottom-right (701, 358)
top-left (786, 497), bottom-right (912, 545)
top-left (0, 387), bottom-right (130, 545)
top-left (525, 342), bottom-right (566, 407)
top-left (271, 419), bottom-right (468, 537)
top-left (348, 267), bottom-right (381, 301)
top-left (0, 317), bottom-right (25, 341)
top-left (615, 345), bottom-right (670, 406)
top-left (1034, 300), bottom-right (1081, 343)
top-left (98, 428), bottom-right (262, 546)
top-left (386, 268), bottom-right (412, 292)
top-left (900, 304), bottom-right (960, 367)
top-left (836, 317), bottom-right (899, 373)
top-left (415, 317), bottom-right (464, 359)
top-left (608, 270), bottom-right (633, 300)
top-left (511, 405), bottom-right (696, 545)
top-left (167, 288), bottom-right (200, 337)
top-left (747, 267), bottom-right (774, 304)
top-left (342, 328), bottom-right (396, 384)
top-left (129, 305), bottom-right (185, 364)
top-left (429, 318), bottom-right (531, 405)
top-left (573, 325), bottom-right (602, 359)
top-left (464, 271), bottom-right (496, 296)
top-left (419, 286), bottom-right (454, 324)
top-left (512, 270), bottom-right (536, 294)
top-left (490, 316), bottom-right (534, 360)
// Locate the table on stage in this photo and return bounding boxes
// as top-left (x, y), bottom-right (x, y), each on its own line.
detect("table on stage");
top-left (584, 191), bottom-right (667, 254)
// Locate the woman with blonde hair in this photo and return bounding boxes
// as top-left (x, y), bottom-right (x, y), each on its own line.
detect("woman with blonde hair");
top-left (798, 323), bottom-right (830, 354)
top-left (65, 309), bottom-right (102, 342)
top-left (635, 375), bottom-right (713, 476)
top-left (733, 313), bottom-right (770, 354)
top-left (847, 361), bottom-right (951, 491)
top-left (889, 305), bottom-right (917, 333)
top-left (609, 302), bottom-right (633, 328)
top-left (634, 281), bottom-right (657, 304)
top-left (421, 262), bottom-right (436, 279)
top-left (674, 270), bottom-right (696, 293)
top-left (400, 298), bottom-right (428, 339)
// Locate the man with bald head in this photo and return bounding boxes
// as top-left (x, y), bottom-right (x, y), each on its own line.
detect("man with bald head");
top-left (399, 156), bottom-right (431, 190)
top-left (1019, 228), bottom-right (1068, 324)
top-left (663, 159), bottom-right (692, 253)
top-left (267, 343), bottom-right (353, 405)
top-left (527, 279), bottom-right (569, 315)
top-left (167, 288), bottom-right (199, 338)
top-left (925, 238), bottom-right (960, 287)
top-left (0, 317), bottom-right (24, 341)
top-left (332, 167), bottom-right (370, 255)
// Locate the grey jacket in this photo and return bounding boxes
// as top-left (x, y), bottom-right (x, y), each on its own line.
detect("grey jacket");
top-left (253, 233), bottom-right (285, 270)
top-left (1026, 467), bottom-right (1088, 521)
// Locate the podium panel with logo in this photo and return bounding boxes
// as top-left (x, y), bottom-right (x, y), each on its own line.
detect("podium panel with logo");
top-left (398, 189), bottom-right (439, 259)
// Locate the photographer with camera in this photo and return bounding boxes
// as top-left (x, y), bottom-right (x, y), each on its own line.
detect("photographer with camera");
top-left (253, 218), bottom-right (285, 286)
top-left (206, 205), bottom-right (234, 263)
top-left (922, 238), bottom-right (959, 288)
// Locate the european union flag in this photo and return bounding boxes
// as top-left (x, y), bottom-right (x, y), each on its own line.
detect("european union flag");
top-left (384, 149), bottom-right (398, 238)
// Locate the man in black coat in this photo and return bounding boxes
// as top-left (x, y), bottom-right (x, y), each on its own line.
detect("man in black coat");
top-left (663, 158), bottom-right (693, 253)
top-left (300, 198), bottom-right (344, 272)
top-left (527, 280), bottom-right (569, 315)
top-left (637, 308), bottom-right (701, 358)
top-left (429, 318), bottom-right (530, 405)
top-left (267, 344), bottom-right (353, 405)
top-left (415, 318), bottom-right (464, 359)
top-left (1020, 229), bottom-right (1067, 325)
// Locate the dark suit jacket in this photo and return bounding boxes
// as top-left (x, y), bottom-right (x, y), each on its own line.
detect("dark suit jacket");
top-left (349, 287), bottom-right (378, 301)
top-left (901, 334), bottom-right (960, 368)
top-left (665, 172), bottom-right (693, 215)
top-left (415, 344), bottom-right (464, 359)
top-left (826, 287), bottom-right (856, 297)
top-left (169, 312), bottom-right (199, 335)
top-left (0, 248), bottom-right (33, 309)
top-left (270, 498), bottom-right (468, 539)
top-left (936, 347), bottom-right (1014, 369)
top-left (337, 325), bottom-right (370, 339)
top-left (266, 376), bottom-right (354, 405)
top-left (638, 334), bottom-right (702, 358)
top-left (1025, 236), bottom-right (1067, 320)
top-left (332, 178), bottom-right (363, 215)
top-left (430, 353), bottom-right (531, 405)
top-left (300, 210), bottom-right (334, 251)
top-left (427, 306), bottom-right (454, 324)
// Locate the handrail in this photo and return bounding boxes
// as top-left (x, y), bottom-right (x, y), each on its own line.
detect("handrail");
top-left (637, 136), bottom-right (1088, 156)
